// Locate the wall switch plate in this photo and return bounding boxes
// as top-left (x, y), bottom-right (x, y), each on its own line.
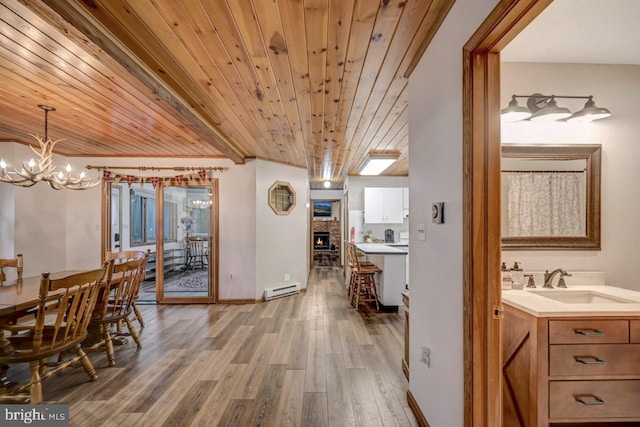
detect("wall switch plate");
top-left (417, 224), bottom-right (426, 241)
top-left (284, 273), bottom-right (290, 282)
top-left (432, 202), bottom-right (444, 224)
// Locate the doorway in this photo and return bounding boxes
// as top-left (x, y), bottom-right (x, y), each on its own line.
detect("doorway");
top-left (103, 179), bottom-right (218, 304)
top-left (463, 0), bottom-right (552, 425)
top-left (310, 199), bottom-right (342, 268)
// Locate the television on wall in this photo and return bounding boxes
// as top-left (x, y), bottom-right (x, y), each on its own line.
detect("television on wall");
top-left (313, 201), bottom-right (332, 217)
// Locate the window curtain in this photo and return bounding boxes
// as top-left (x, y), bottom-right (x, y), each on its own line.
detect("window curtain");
top-left (506, 173), bottom-right (582, 236)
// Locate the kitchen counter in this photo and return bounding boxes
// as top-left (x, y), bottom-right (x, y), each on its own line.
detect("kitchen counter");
top-left (354, 243), bottom-right (407, 254)
top-left (502, 284), bottom-right (640, 317)
top-left (353, 243), bottom-right (407, 307)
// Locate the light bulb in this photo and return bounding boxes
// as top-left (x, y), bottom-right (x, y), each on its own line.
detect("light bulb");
top-left (65, 164), bottom-right (72, 172)
top-left (0, 159), bottom-right (6, 169)
top-left (80, 171), bottom-right (86, 179)
top-left (28, 159), bottom-right (36, 168)
top-left (58, 171), bottom-right (64, 179)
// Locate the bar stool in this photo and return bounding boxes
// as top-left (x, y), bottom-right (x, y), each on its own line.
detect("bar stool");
top-left (346, 243), bottom-right (381, 311)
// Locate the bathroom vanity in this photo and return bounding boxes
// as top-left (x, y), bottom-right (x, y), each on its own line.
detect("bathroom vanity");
top-left (501, 284), bottom-right (640, 426)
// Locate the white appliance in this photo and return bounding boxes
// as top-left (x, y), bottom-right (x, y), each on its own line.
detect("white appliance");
top-left (399, 231), bottom-right (409, 243)
top-left (348, 210), bottom-right (364, 242)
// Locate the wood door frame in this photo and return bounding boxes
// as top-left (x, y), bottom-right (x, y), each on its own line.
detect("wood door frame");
top-left (157, 180), bottom-right (219, 304)
top-left (310, 198), bottom-right (342, 269)
top-left (462, 0), bottom-right (552, 425)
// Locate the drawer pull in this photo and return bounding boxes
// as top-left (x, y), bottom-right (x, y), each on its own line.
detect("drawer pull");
top-left (575, 394), bottom-right (605, 406)
top-left (574, 328), bottom-right (605, 336)
top-left (575, 356), bottom-right (605, 365)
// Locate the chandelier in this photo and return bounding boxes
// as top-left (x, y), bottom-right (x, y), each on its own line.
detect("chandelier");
top-left (191, 191), bottom-right (213, 209)
top-left (0, 105), bottom-right (99, 190)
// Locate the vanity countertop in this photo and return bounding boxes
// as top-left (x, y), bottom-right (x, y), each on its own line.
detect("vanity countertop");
top-left (502, 284), bottom-right (640, 317)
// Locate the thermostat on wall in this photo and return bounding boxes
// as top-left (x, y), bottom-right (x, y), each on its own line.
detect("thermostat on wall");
top-left (432, 202), bottom-right (444, 224)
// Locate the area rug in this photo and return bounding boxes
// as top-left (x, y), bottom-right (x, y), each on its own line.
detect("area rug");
top-left (163, 270), bottom-right (209, 292)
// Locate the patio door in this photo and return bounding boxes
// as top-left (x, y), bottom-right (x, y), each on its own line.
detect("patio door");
top-left (103, 179), bottom-right (218, 304)
top-left (157, 181), bottom-right (217, 303)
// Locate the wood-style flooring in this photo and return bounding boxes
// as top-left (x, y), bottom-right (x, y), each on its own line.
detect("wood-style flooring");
top-left (9, 267), bottom-right (417, 426)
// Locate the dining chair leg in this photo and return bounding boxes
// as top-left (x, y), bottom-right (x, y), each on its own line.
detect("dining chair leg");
top-left (28, 360), bottom-right (42, 404)
top-left (75, 344), bottom-right (97, 380)
top-left (132, 302), bottom-right (145, 328)
top-left (124, 318), bottom-right (142, 349)
top-left (102, 325), bottom-right (116, 367)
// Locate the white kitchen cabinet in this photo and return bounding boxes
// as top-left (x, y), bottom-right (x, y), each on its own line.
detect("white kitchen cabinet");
top-left (364, 187), bottom-right (404, 224)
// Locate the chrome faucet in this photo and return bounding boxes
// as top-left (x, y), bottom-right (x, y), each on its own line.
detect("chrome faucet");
top-left (543, 269), bottom-right (571, 288)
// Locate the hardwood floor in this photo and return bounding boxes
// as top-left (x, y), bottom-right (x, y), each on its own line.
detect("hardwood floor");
top-left (8, 267), bottom-right (417, 426)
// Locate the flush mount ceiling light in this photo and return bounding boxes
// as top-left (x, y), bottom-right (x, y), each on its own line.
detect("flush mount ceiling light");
top-left (0, 105), bottom-right (99, 190)
top-left (501, 94), bottom-right (611, 123)
top-left (323, 181), bottom-right (331, 188)
top-left (357, 152), bottom-right (400, 176)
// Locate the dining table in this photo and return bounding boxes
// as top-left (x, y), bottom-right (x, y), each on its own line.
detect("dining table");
top-left (0, 271), bottom-right (84, 318)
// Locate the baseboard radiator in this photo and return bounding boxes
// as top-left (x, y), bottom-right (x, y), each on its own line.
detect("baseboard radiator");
top-left (264, 282), bottom-right (301, 300)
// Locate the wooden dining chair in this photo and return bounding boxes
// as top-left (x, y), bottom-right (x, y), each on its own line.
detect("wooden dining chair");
top-left (87, 258), bottom-right (144, 366)
top-left (105, 250), bottom-right (149, 328)
top-left (0, 254), bottom-right (23, 285)
top-left (186, 237), bottom-right (207, 270)
top-left (0, 265), bottom-right (107, 404)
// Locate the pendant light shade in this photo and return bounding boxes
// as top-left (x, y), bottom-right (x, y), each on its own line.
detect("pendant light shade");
top-left (567, 97), bottom-right (612, 122)
top-left (529, 96), bottom-right (571, 122)
top-left (501, 96), bottom-right (531, 122)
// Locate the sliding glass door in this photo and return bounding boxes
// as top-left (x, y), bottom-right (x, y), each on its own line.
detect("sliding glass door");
top-left (104, 179), bottom-right (217, 304)
top-left (157, 183), bottom-right (216, 302)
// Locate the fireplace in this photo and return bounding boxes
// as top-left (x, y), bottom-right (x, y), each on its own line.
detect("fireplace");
top-left (313, 232), bottom-right (330, 249)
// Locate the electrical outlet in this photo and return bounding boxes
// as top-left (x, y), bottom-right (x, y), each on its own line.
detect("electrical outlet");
top-left (228, 272), bottom-right (233, 279)
top-left (421, 346), bottom-right (431, 368)
top-left (284, 273), bottom-right (290, 282)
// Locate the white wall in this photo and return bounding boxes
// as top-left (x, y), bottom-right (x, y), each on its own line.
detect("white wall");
top-left (407, 0), bottom-right (499, 425)
top-left (255, 160), bottom-right (309, 298)
top-left (501, 62), bottom-right (640, 289)
top-left (347, 176), bottom-right (409, 241)
top-left (0, 147), bottom-right (314, 301)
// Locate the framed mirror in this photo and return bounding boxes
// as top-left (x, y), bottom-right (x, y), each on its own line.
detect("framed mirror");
top-left (501, 144), bottom-right (601, 250)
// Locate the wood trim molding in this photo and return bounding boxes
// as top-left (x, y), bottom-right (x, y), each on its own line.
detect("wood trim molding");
top-left (407, 391), bottom-right (431, 427)
top-left (462, 1), bottom-right (552, 426)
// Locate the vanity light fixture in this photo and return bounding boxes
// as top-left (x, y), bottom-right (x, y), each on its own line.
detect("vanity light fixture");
top-left (357, 151), bottom-right (400, 175)
top-left (501, 94), bottom-right (611, 123)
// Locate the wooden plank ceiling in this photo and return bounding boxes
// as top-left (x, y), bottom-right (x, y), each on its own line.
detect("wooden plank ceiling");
top-left (0, 0), bottom-right (455, 187)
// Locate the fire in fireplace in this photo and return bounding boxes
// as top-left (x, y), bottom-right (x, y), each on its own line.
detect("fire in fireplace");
top-left (314, 231), bottom-right (330, 249)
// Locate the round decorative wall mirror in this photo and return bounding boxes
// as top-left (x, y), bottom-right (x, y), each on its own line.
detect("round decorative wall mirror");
top-left (268, 181), bottom-right (296, 215)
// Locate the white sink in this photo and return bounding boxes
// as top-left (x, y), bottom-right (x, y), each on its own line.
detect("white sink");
top-left (530, 290), bottom-right (635, 304)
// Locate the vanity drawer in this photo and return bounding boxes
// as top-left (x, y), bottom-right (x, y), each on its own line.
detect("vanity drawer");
top-left (549, 320), bottom-right (629, 344)
top-left (549, 344), bottom-right (640, 376)
top-left (631, 321), bottom-right (640, 343)
top-left (549, 380), bottom-right (640, 420)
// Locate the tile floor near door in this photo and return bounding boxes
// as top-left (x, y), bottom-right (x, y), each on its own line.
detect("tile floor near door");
top-left (12, 267), bottom-right (416, 426)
